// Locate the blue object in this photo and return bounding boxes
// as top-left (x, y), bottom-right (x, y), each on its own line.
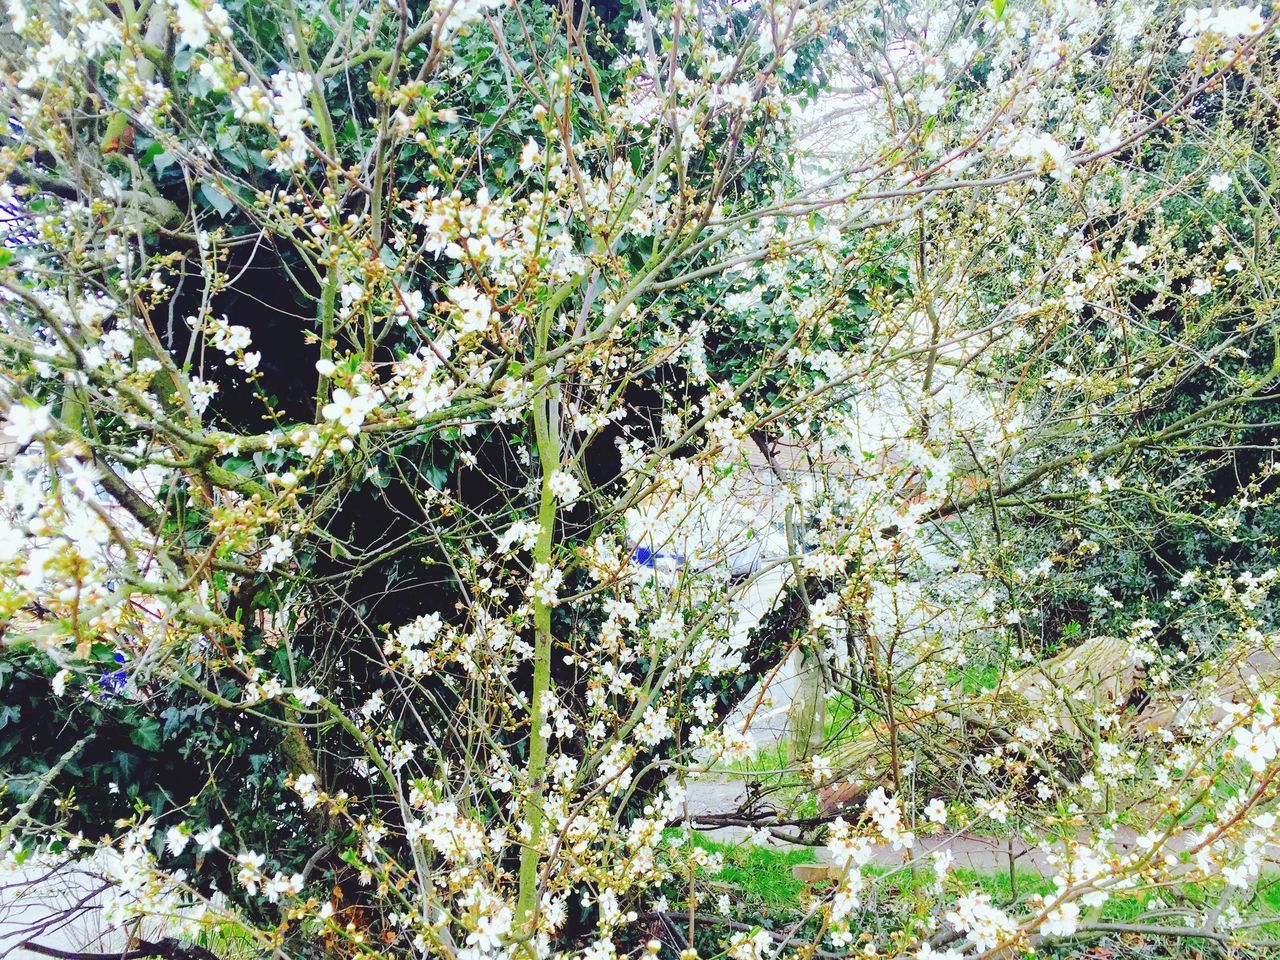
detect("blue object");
top-left (629, 541), bottom-right (684, 570)
top-left (99, 651), bottom-right (128, 698)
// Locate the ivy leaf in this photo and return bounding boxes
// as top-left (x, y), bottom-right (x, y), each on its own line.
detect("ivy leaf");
top-left (129, 718), bottom-right (162, 752)
top-left (200, 183), bottom-right (235, 218)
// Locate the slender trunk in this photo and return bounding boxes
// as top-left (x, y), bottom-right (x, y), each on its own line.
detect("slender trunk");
top-left (516, 348), bottom-right (561, 933)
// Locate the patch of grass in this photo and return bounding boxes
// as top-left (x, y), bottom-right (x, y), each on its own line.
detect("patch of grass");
top-left (945, 661), bottom-right (1006, 695)
top-left (1252, 874), bottom-right (1280, 939)
top-left (191, 920), bottom-right (268, 960)
top-left (952, 866), bottom-right (1056, 903)
top-left (722, 741), bottom-right (792, 776)
top-left (663, 833), bottom-right (1280, 954)
top-left (667, 831), bottom-right (817, 912)
top-left (706, 842), bottom-right (818, 912)
top-left (719, 694), bottom-right (866, 776)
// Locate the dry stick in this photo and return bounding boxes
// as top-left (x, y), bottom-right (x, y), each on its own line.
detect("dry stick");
top-left (19, 940), bottom-right (220, 960)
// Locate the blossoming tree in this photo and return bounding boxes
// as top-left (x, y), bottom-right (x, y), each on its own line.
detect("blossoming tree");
top-left (2, 1), bottom-right (1280, 960)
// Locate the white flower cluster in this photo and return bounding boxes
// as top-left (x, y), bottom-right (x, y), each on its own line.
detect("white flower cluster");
top-left (864, 787), bottom-right (914, 851)
top-left (258, 533), bottom-right (292, 571)
top-left (242, 668), bottom-right (284, 704)
top-left (727, 929), bottom-right (772, 960)
top-left (169, 0), bottom-right (231, 51)
top-left (528, 562), bottom-right (563, 607)
top-left (547, 469), bottom-right (581, 505)
top-left (415, 186), bottom-right (510, 256)
top-left (456, 883), bottom-right (515, 960)
top-left (826, 817), bottom-right (873, 869)
top-left (944, 893), bottom-right (1018, 952)
top-left (437, 0), bottom-right (506, 35)
top-left (447, 282), bottom-right (496, 336)
top-left (320, 381), bottom-right (378, 434)
top-left (496, 519), bottom-right (541, 554)
top-left (1040, 899), bottom-right (1081, 938)
top-left (4, 403), bottom-right (50, 446)
top-left (235, 850), bottom-right (302, 902)
top-left (1233, 700), bottom-right (1280, 772)
top-left (388, 338), bottom-right (457, 420)
top-left (191, 314), bottom-right (260, 372)
top-left (99, 820), bottom-right (192, 929)
top-left (407, 800), bottom-right (491, 864)
top-left (1179, 5), bottom-right (1267, 52)
top-left (1008, 129), bottom-right (1074, 180)
top-left (231, 70), bottom-right (313, 170)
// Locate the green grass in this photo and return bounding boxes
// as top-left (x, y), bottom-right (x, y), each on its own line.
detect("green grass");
top-left (702, 839), bottom-right (818, 911)
top-left (191, 919), bottom-right (269, 960)
top-left (1254, 875), bottom-right (1280, 938)
top-left (721, 667), bottom-right (1010, 777)
top-left (666, 828), bottom-right (1280, 945)
top-left (944, 661), bottom-right (1006, 695)
top-left (664, 830), bottom-right (817, 912)
top-left (719, 693), bottom-right (865, 776)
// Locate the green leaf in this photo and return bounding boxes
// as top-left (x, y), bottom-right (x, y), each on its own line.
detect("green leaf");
top-left (200, 183), bottom-right (235, 218)
top-left (129, 718), bottom-right (162, 752)
top-left (224, 457), bottom-right (255, 478)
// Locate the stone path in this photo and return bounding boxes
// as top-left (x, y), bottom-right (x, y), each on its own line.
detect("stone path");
top-left (680, 776), bottom-right (1059, 873)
